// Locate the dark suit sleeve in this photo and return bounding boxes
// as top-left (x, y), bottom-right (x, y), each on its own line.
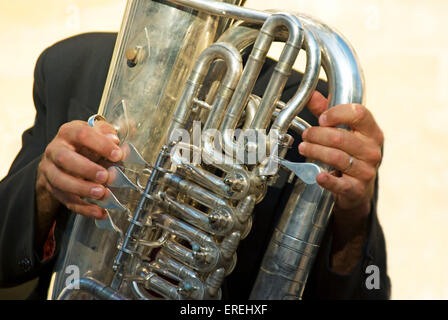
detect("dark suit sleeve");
top-left (0, 48), bottom-right (53, 287)
top-left (302, 177), bottom-right (391, 299)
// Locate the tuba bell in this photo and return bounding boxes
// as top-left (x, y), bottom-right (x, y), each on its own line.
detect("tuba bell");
top-left (48, 0), bottom-right (364, 300)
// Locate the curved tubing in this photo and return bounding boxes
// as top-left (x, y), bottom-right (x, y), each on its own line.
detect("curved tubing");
top-left (219, 13), bottom-right (303, 156)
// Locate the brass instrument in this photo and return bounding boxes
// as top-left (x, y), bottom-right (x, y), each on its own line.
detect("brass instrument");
top-left (48, 0), bottom-right (364, 300)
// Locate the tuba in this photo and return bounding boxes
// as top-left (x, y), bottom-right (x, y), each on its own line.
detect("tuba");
top-left (48, 0), bottom-right (364, 300)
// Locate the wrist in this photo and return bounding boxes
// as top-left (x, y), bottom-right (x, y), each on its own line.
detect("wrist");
top-left (332, 201), bottom-right (371, 241)
top-left (35, 161), bottom-right (60, 252)
top-left (329, 200), bottom-right (371, 274)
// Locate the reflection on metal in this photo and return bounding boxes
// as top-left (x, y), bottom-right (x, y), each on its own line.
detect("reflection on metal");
top-left (95, 212), bottom-right (123, 236)
top-left (107, 166), bottom-right (139, 191)
top-left (280, 160), bottom-right (321, 185)
top-left (121, 142), bottom-right (148, 167)
top-left (50, 0), bottom-right (364, 300)
top-left (84, 190), bottom-right (127, 212)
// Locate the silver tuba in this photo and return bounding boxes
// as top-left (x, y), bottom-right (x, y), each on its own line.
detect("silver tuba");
top-left (48, 0), bottom-right (364, 300)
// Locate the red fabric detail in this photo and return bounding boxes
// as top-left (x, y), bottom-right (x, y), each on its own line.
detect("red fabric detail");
top-left (42, 221), bottom-right (56, 262)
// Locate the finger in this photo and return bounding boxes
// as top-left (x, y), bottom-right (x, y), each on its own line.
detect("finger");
top-left (94, 120), bottom-right (120, 144)
top-left (316, 172), bottom-right (365, 201)
top-left (47, 144), bottom-right (109, 183)
top-left (302, 126), bottom-right (382, 166)
top-left (43, 176), bottom-right (106, 219)
top-left (78, 121), bottom-right (120, 161)
top-left (298, 142), bottom-right (376, 182)
top-left (318, 104), bottom-right (384, 145)
top-left (43, 160), bottom-right (107, 200)
top-left (78, 146), bottom-right (102, 163)
top-left (54, 191), bottom-right (107, 219)
top-left (306, 90), bottom-right (328, 118)
top-left (58, 122), bottom-right (123, 162)
top-left (77, 148), bottom-right (118, 170)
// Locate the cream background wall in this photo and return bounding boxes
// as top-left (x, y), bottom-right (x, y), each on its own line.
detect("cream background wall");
top-left (1, 0), bottom-right (447, 299)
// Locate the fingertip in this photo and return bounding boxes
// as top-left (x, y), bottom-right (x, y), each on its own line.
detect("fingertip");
top-left (301, 128), bottom-right (308, 140)
top-left (106, 133), bottom-right (120, 144)
top-left (95, 170), bottom-right (108, 183)
top-left (97, 210), bottom-right (108, 220)
top-left (307, 91), bottom-right (328, 118)
top-left (110, 148), bottom-right (123, 162)
top-left (91, 209), bottom-right (107, 219)
top-left (319, 113), bottom-right (328, 126)
top-left (316, 172), bottom-right (329, 185)
top-left (298, 142), bottom-right (306, 155)
top-left (106, 166), bottom-right (118, 186)
top-left (310, 90), bottom-right (325, 102)
top-left (90, 186), bottom-right (106, 199)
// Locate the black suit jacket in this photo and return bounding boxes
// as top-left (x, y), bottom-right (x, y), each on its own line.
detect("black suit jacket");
top-left (0, 32), bottom-right (391, 299)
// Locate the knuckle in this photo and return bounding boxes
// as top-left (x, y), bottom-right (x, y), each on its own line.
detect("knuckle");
top-left (362, 167), bottom-right (376, 181)
top-left (353, 104), bottom-right (367, 123)
top-left (356, 182), bottom-right (366, 197)
top-left (369, 148), bottom-right (383, 165)
top-left (329, 151), bottom-right (343, 165)
top-left (58, 123), bottom-right (70, 136)
top-left (44, 145), bottom-right (53, 159)
top-left (97, 121), bottom-right (114, 134)
top-left (54, 149), bottom-right (69, 167)
top-left (377, 128), bottom-right (385, 146)
top-left (331, 131), bottom-right (344, 147)
top-left (49, 173), bottom-right (62, 188)
top-left (39, 162), bottom-right (50, 181)
top-left (340, 182), bottom-right (352, 195)
top-left (76, 126), bottom-right (90, 142)
top-left (45, 168), bottom-right (54, 185)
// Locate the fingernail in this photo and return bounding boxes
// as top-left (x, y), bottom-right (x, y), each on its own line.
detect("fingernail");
top-left (302, 129), bottom-right (308, 140)
top-left (298, 142), bottom-right (306, 155)
top-left (319, 173), bottom-right (328, 183)
top-left (319, 114), bottom-right (327, 125)
top-left (96, 211), bottom-right (107, 220)
top-left (110, 149), bottom-right (123, 162)
top-left (90, 187), bottom-right (104, 198)
top-left (92, 211), bottom-right (105, 219)
top-left (106, 133), bottom-right (120, 143)
top-left (95, 171), bottom-right (107, 183)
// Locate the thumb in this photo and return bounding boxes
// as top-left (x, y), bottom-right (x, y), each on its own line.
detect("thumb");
top-left (307, 90), bottom-right (328, 118)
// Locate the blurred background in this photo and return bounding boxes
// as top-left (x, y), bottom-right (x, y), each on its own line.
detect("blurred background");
top-left (0, 0), bottom-right (447, 299)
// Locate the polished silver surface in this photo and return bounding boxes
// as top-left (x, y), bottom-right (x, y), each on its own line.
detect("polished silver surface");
top-left (170, 0), bottom-right (268, 23)
top-left (50, 0), bottom-right (364, 300)
top-left (280, 160), bottom-right (321, 185)
top-left (57, 277), bottom-right (127, 300)
top-left (249, 12), bottom-right (364, 301)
